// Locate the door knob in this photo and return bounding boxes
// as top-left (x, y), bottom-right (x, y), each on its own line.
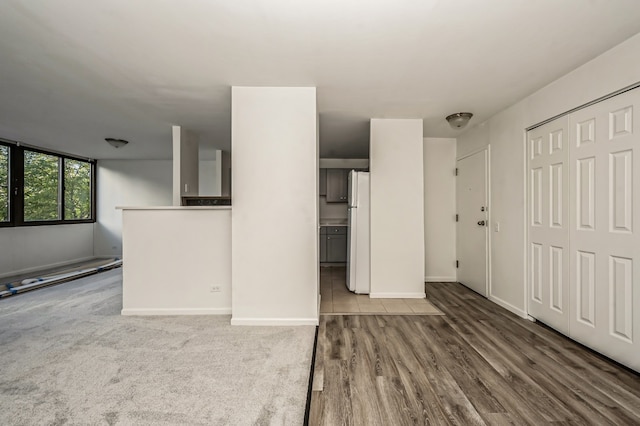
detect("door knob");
top-left (477, 220), bottom-right (485, 226)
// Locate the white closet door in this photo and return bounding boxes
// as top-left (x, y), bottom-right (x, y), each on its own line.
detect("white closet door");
top-left (528, 117), bottom-right (570, 334)
top-left (569, 88), bottom-right (640, 371)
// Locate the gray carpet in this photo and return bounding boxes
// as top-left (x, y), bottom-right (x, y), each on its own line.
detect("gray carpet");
top-left (0, 269), bottom-right (315, 425)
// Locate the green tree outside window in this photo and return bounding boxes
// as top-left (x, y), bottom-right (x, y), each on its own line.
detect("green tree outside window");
top-left (64, 159), bottom-right (91, 220)
top-left (24, 151), bottom-right (60, 221)
top-left (0, 146), bottom-right (8, 222)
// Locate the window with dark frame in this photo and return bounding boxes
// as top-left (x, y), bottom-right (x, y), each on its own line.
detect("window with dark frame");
top-left (64, 158), bottom-right (92, 220)
top-left (0, 145), bottom-right (9, 222)
top-left (0, 141), bottom-right (95, 227)
top-left (24, 150), bottom-right (60, 221)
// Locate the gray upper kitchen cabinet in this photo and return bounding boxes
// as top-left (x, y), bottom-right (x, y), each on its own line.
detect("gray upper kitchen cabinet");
top-left (326, 169), bottom-right (349, 203)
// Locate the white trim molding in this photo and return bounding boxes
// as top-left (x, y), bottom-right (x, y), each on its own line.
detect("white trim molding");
top-left (488, 295), bottom-right (528, 319)
top-left (0, 256), bottom-right (97, 280)
top-left (425, 276), bottom-right (457, 282)
top-left (121, 308), bottom-right (232, 316)
top-left (230, 317), bottom-right (319, 326)
top-left (370, 292), bottom-right (426, 299)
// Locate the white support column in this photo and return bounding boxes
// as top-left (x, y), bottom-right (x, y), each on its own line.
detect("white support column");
top-left (231, 87), bottom-right (318, 325)
top-left (370, 119), bottom-right (426, 298)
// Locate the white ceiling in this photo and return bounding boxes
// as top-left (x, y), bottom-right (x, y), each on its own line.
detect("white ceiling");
top-left (1, 0), bottom-right (640, 160)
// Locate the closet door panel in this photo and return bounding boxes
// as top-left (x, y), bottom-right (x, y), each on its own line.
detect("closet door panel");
top-left (568, 88), bottom-right (640, 372)
top-left (528, 117), bottom-right (570, 334)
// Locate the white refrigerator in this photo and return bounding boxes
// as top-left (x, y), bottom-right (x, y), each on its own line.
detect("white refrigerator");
top-left (346, 170), bottom-right (370, 294)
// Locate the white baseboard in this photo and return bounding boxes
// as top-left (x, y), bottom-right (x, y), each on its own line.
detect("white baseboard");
top-left (121, 308), bottom-right (232, 316)
top-left (425, 276), bottom-right (457, 282)
top-left (230, 317), bottom-right (319, 326)
top-left (488, 294), bottom-right (528, 319)
top-left (0, 256), bottom-right (98, 280)
top-left (369, 292), bottom-right (426, 299)
top-left (95, 254), bottom-right (123, 260)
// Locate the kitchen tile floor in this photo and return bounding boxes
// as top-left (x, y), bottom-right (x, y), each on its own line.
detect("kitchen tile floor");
top-left (319, 266), bottom-right (444, 315)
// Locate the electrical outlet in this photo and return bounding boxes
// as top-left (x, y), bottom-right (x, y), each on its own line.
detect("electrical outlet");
top-left (210, 286), bottom-right (221, 293)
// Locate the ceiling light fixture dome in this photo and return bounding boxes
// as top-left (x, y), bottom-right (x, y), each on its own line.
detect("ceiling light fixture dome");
top-left (105, 138), bottom-right (129, 148)
top-left (446, 112), bottom-right (473, 129)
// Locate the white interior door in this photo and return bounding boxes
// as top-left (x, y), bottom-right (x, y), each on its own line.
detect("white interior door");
top-left (568, 88), bottom-right (640, 371)
top-left (527, 117), bottom-right (570, 334)
top-left (456, 149), bottom-right (488, 296)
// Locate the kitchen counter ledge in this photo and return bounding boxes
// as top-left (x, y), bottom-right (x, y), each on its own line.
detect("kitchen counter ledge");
top-left (117, 206), bottom-right (231, 211)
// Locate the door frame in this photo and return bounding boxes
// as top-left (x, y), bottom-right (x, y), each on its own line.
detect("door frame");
top-left (523, 130), bottom-right (534, 319)
top-left (456, 145), bottom-right (491, 297)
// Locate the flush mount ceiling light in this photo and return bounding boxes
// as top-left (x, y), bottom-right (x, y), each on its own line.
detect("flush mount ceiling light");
top-left (105, 138), bottom-right (129, 148)
top-left (446, 112), bottom-right (473, 129)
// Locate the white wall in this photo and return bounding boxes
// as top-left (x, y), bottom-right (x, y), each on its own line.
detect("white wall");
top-left (0, 224), bottom-right (94, 278)
top-left (95, 160), bottom-right (172, 257)
top-left (370, 119), bottom-right (425, 298)
top-left (121, 208), bottom-right (231, 315)
top-left (424, 137), bottom-right (457, 282)
top-left (172, 126), bottom-right (199, 205)
top-left (231, 87), bottom-right (318, 325)
top-left (457, 32), bottom-right (640, 318)
top-left (457, 122), bottom-right (490, 158)
top-left (199, 158), bottom-right (221, 196)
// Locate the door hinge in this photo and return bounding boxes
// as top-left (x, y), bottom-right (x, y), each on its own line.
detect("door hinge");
top-left (455, 214), bottom-right (459, 222)
top-left (455, 168), bottom-right (458, 176)
top-left (456, 260), bottom-right (459, 268)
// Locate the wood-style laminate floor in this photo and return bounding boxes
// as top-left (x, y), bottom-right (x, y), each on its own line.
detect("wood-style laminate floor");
top-left (309, 281), bottom-right (640, 425)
